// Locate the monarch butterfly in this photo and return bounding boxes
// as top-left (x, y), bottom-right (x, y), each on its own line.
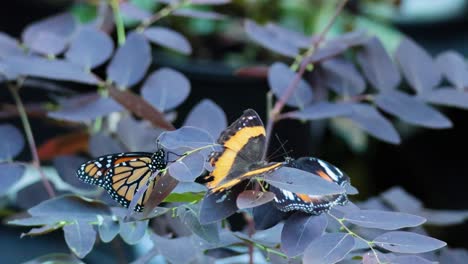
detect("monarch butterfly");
top-left (76, 149), bottom-right (167, 211)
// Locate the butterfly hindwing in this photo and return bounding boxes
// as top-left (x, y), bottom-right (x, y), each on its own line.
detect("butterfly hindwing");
top-left (77, 150), bottom-right (167, 211)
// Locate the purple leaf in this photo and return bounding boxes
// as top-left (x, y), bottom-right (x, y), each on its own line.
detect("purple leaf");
top-left (3, 56), bottom-right (100, 84)
top-left (347, 103), bottom-right (401, 144)
top-left (22, 253), bottom-right (84, 264)
top-left (141, 68), bottom-right (191, 111)
top-left (63, 221), bottom-right (96, 259)
top-left (421, 209), bottom-right (468, 226)
top-left (173, 9), bottom-right (226, 20)
top-left (373, 231), bottom-right (446, 253)
top-left (321, 58), bottom-right (366, 95)
top-left (289, 102), bottom-right (352, 120)
top-left (265, 23), bottom-right (311, 48)
top-left (435, 51), bottom-right (468, 90)
top-left (0, 32), bottom-right (23, 58)
top-left (119, 220), bottom-right (148, 245)
top-left (0, 163), bottom-right (24, 195)
top-left (199, 188), bottom-right (239, 224)
top-left (245, 20), bottom-right (298, 57)
top-left (22, 13), bottom-right (76, 55)
top-left (343, 210), bottom-right (426, 230)
top-left (362, 252), bottom-right (434, 264)
top-left (268, 62), bottom-right (314, 108)
top-left (395, 38), bottom-right (441, 93)
top-left (375, 90), bottom-right (452, 128)
top-left (159, 127), bottom-right (214, 150)
top-left (265, 167), bottom-right (345, 196)
top-left (178, 204), bottom-right (220, 243)
top-left (253, 203), bottom-right (287, 230)
top-left (439, 248), bottom-right (468, 264)
top-left (144, 27), bottom-right (192, 55)
top-left (281, 213), bottom-right (327, 257)
top-left (53, 156), bottom-right (95, 190)
top-left (184, 99), bottom-right (227, 138)
top-left (380, 187), bottom-right (423, 213)
top-left (117, 116), bottom-right (165, 152)
top-left (120, 2), bottom-right (152, 20)
top-left (356, 37), bottom-right (401, 91)
top-left (88, 132), bottom-right (126, 157)
top-left (303, 233), bottom-right (355, 264)
top-left (98, 217), bottom-right (119, 243)
top-left (151, 234), bottom-right (198, 264)
top-left (168, 152), bottom-right (205, 181)
top-left (236, 190), bottom-right (275, 209)
top-left (107, 32), bottom-right (151, 88)
top-left (28, 195), bottom-right (112, 222)
top-left (65, 27), bottom-right (114, 69)
top-left (420, 87), bottom-right (468, 110)
top-left (48, 93), bottom-right (123, 122)
top-left (0, 124), bottom-right (25, 159)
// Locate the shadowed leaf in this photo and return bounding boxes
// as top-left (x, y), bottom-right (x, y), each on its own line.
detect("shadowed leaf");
top-left (184, 99), bottom-right (227, 139)
top-left (66, 27), bottom-right (114, 69)
top-left (236, 190), bottom-right (275, 209)
top-left (141, 68), bottom-right (191, 111)
top-left (347, 103), bottom-right (400, 144)
top-left (395, 38), bottom-right (441, 93)
top-left (142, 173), bottom-right (179, 217)
top-left (356, 37), bottom-right (401, 91)
top-left (439, 248), bottom-right (468, 264)
top-left (420, 88), bottom-right (468, 110)
top-left (375, 90), bottom-right (452, 128)
top-left (253, 202), bottom-right (287, 230)
top-left (151, 234), bottom-right (198, 264)
top-left (281, 213), bottom-right (327, 257)
top-left (178, 204), bottom-right (220, 243)
top-left (321, 58), bottom-right (366, 96)
top-left (373, 231), bottom-right (446, 253)
top-left (23, 253), bottom-right (84, 264)
top-left (199, 188), bottom-right (240, 224)
top-left (119, 220), bottom-right (149, 245)
top-left (117, 116), bottom-right (165, 152)
top-left (63, 221), bottom-right (96, 258)
top-left (88, 132), bottom-right (125, 157)
top-left (245, 20), bottom-right (298, 57)
top-left (98, 217), bottom-right (119, 243)
top-left (435, 51), bottom-right (468, 90)
top-left (268, 62), bottom-right (313, 108)
top-left (0, 32), bottom-right (23, 58)
top-left (53, 156), bottom-right (94, 190)
top-left (0, 124), bottom-right (25, 160)
top-left (303, 233), bottom-right (355, 264)
top-left (168, 152), bottom-right (205, 181)
top-left (107, 32), bottom-right (151, 88)
top-left (144, 27), bottom-right (192, 54)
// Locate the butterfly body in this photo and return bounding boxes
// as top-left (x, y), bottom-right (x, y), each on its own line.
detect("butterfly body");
top-left (76, 149), bottom-right (166, 211)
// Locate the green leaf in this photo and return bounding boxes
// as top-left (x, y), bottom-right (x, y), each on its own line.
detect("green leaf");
top-left (163, 192), bottom-right (204, 203)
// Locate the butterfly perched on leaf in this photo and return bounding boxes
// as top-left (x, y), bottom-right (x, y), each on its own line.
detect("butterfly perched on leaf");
top-left (76, 148), bottom-right (167, 212)
top-left (205, 108), bottom-right (350, 215)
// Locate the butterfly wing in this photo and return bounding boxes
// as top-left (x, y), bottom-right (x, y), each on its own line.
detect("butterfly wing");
top-left (206, 109), bottom-right (268, 192)
top-left (77, 150), bottom-right (167, 211)
top-left (270, 157), bottom-right (350, 215)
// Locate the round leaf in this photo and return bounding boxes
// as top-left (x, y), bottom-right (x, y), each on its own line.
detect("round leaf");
top-left (66, 27), bottom-right (114, 69)
top-left (236, 190), bottom-right (275, 209)
top-left (144, 27), bottom-right (191, 54)
top-left (303, 233), bottom-right (355, 264)
top-left (373, 231), bottom-right (446, 253)
top-left (184, 99), bottom-right (227, 138)
top-left (343, 209), bottom-right (426, 230)
top-left (141, 68), bottom-right (190, 111)
top-left (0, 163), bottom-right (25, 195)
top-left (0, 124), bottom-right (25, 160)
top-left (168, 152), bottom-right (205, 182)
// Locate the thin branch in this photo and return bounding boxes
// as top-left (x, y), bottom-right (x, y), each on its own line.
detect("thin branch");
top-left (7, 84), bottom-right (55, 198)
top-left (262, 0), bottom-right (350, 159)
top-left (110, 0), bottom-right (126, 45)
top-left (137, 0), bottom-right (191, 30)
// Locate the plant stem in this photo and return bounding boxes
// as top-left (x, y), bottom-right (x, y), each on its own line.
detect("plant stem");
top-left (137, 0), bottom-right (191, 30)
top-left (110, 0), bottom-right (126, 45)
top-left (7, 85), bottom-right (55, 198)
top-left (262, 0), bottom-right (349, 160)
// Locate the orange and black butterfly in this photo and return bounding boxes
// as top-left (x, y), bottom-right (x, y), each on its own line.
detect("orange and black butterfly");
top-left (76, 149), bottom-right (166, 211)
top-left (206, 109), bottom-right (350, 215)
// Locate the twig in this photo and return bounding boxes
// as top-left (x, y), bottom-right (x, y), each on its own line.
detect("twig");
top-left (262, 0), bottom-right (350, 160)
top-left (137, 0), bottom-right (191, 30)
top-left (110, 0), bottom-right (126, 45)
top-left (246, 213), bottom-right (256, 264)
top-left (7, 84), bottom-right (55, 198)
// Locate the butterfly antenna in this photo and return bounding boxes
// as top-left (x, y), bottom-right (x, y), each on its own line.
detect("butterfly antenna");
top-left (267, 134), bottom-right (292, 161)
